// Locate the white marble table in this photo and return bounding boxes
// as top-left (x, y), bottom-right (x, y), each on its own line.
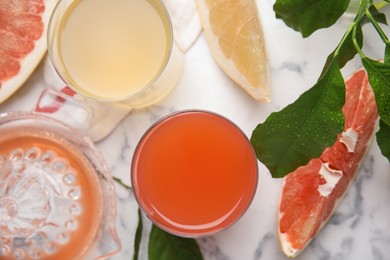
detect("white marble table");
top-left (1, 0), bottom-right (390, 259)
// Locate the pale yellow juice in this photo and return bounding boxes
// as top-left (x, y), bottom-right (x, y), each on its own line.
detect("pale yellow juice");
top-left (57, 0), bottom-right (171, 100)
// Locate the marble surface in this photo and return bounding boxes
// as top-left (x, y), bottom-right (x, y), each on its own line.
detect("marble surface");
top-left (1, 0), bottom-right (390, 259)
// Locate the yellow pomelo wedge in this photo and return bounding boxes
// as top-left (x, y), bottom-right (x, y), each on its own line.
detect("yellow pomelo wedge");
top-left (196, 0), bottom-right (270, 101)
top-left (0, 0), bottom-right (57, 103)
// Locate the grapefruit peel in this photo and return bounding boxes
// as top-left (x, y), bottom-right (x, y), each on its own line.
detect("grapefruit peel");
top-left (0, 0), bottom-right (57, 103)
top-left (317, 163), bottom-right (343, 197)
top-left (277, 68), bottom-right (378, 258)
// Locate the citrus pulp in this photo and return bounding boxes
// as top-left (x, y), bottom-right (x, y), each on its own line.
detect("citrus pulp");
top-left (278, 69), bottom-right (378, 257)
top-left (0, 0), bottom-right (56, 103)
top-left (196, 0), bottom-right (270, 101)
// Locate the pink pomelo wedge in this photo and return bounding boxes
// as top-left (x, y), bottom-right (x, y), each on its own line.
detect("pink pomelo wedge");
top-left (0, 0), bottom-right (57, 103)
top-left (278, 68), bottom-right (379, 257)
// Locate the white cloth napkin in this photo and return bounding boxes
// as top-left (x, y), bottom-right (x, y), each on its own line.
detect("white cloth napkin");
top-left (39, 0), bottom-right (202, 142)
top-left (164, 0), bottom-right (202, 52)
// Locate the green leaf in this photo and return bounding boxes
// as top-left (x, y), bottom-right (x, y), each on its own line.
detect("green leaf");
top-left (250, 60), bottom-right (345, 178)
top-left (320, 23), bottom-right (363, 78)
top-left (377, 120), bottom-right (390, 162)
top-left (273, 0), bottom-right (350, 37)
top-left (360, 5), bottom-right (387, 25)
top-left (384, 44), bottom-right (390, 64)
top-left (148, 225), bottom-right (203, 260)
top-left (362, 58), bottom-right (390, 125)
top-left (132, 208), bottom-right (143, 260)
top-left (368, 5), bottom-right (387, 24)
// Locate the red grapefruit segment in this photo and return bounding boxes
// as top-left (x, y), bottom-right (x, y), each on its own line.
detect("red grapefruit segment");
top-left (0, 0), bottom-right (56, 103)
top-left (278, 68), bottom-right (378, 257)
top-left (7, 14), bottom-right (44, 40)
top-left (0, 30), bottom-right (35, 59)
top-left (0, 0), bottom-right (45, 14)
top-left (0, 56), bottom-right (20, 81)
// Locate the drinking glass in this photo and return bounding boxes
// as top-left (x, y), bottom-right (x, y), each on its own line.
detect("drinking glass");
top-left (131, 110), bottom-right (258, 237)
top-left (47, 0), bottom-right (184, 109)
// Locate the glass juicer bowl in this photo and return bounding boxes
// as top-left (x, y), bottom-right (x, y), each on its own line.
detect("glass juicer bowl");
top-left (0, 111), bottom-right (121, 259)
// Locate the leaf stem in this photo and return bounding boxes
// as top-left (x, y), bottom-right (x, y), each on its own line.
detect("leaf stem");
top-left (333, 22), bottom-right (356, 58)
top-left (366, 7), bottom-right (390, 45)
top-left (357, 0), bottom-right (369, 17)
top-left (333, 0), bottom-right (367, 58)
top-left (113, 176), bottom-right (132, 191)
top-left (132, 208), bottom-right (143, 260)
top-left (353, 25), bottom-right (366, 58)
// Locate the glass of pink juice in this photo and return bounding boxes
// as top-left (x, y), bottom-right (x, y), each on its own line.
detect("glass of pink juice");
top-left (131, 110), bottom-right (258, 237)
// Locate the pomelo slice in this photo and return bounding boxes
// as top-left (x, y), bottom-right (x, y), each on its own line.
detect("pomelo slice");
top-left (196, 0), bottom-right (270, 101)
top-left (278, 68), bottom-right (378, 257)
top-left (0, 0), bottom-right (57, 103)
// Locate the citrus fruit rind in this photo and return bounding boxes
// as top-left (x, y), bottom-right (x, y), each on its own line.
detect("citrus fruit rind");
top-left (0, 0), bottom-right (57, 103)
top-left (278, 68), bottom-right (378, 257)
top-left (196, 0), bottom-right (270, 102)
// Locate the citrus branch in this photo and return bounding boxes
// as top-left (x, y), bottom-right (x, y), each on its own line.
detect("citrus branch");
top-left (333, 22), bottom-right (357, 58)
top-left (366, 7), bottom-right (390, 45)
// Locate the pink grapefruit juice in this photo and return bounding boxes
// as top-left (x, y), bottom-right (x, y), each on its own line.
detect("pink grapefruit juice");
top-left (131, 110), bottom-right (258, 236)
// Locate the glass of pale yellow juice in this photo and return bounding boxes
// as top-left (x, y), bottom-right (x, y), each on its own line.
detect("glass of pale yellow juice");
top-left (48, 0), bottom-right (183, 108)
